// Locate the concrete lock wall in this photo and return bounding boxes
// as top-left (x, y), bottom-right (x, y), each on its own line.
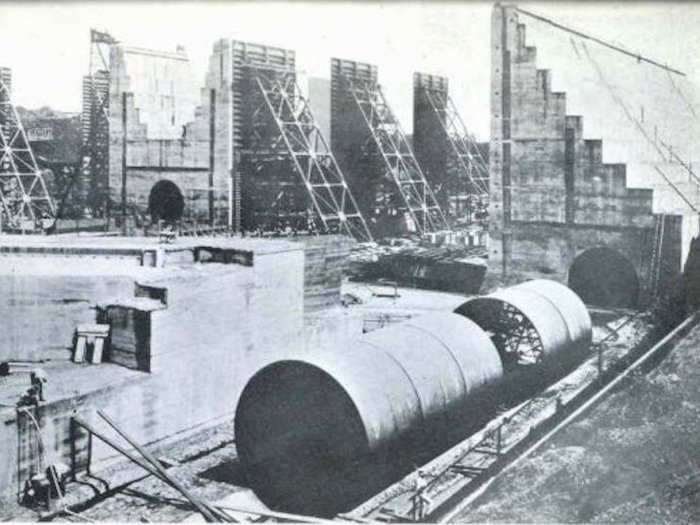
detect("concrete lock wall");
top-left (489, 5), bottom-right (686, 306)
top-left (0, 238), bottom-right (306, 504)
top-left (107, 44), bottom-right (228, 222)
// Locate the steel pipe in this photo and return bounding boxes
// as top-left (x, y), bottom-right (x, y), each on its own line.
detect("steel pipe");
top-left (455, 279), bottom-right (592, 365)
top-left (235, 312), bottom-right (502, 515)
top-left (514, 279), bottom-right (592, 352)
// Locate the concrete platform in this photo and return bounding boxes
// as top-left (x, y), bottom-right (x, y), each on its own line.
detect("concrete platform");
top-left (0, 233), bottom-right (471, 511)
top-left (0, 360), bottom-right (145, 413)
top-left (0, 233), bottom-right (300, 273)
top-left (0, 234), bottom-right (307, 506)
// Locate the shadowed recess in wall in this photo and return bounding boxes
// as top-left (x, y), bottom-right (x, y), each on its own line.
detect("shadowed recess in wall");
top-left (148, 180), bottom-right (184, 223)
top-left (568, 247), bottom-right (639, 308)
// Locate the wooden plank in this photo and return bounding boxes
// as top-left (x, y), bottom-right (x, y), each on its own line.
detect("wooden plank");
top-left (73, 336), bottom-right (86, 363)
top-left (91, 338), bottom-right (105, 364)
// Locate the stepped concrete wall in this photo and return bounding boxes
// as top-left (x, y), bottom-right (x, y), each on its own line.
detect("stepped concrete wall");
top-left (490, 5), bottom-right (686, 305)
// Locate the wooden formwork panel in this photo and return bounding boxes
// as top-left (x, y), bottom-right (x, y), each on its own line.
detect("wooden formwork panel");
top-left (329, 58), bottom-right (382, 217)
top-left (413, 72), bottom-right (448, 94)
top-left (413, 72), bottom-right (450, 199)
top-left (229, 41), bottom-right (299, 231)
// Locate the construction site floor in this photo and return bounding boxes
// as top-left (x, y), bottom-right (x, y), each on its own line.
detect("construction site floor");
top-left (5, 422), bottom-right (238, 522)
top-left (455, 320), bottom-right (700, 523)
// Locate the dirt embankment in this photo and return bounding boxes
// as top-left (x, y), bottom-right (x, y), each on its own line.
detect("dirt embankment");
top-left (456, 321), bottom-right (700, 523)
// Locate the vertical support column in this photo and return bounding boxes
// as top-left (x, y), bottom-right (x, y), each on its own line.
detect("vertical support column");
top-left (231, 80), bottom-right (241, 234)
top-left (227, 39), bottom-right (240, 233)
top-left (121, 91), bottom-right (128, 236)
top-left (501, 11), bottom-right (513, 277)
top-left (490, 4), bottom-right (515, 277)
top-left (565, 126), bottom-right (575, 224)
top-left (208, 88), bottom-right (216, 225)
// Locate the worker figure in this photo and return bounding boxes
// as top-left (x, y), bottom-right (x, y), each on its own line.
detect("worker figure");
top-left (411, 470), bottom-right (433, 520)
top-left (40, 213), bottom-right (56, 234)
top-left (18, 368), bottom-right (48, 407)
top-left (30, 369), bottom-right (48, 402)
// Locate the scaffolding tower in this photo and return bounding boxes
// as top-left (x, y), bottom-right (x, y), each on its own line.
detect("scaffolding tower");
top-left (233, 42), bottom-right (372, 242)
top-left (331, 59), bottom-right (447, 237)
top-left (0, 67), bottom-right (56, 231)
top-left (413, 73), bottom-right (489, 220)
top-left (82, 29), bottom-right (115, 214)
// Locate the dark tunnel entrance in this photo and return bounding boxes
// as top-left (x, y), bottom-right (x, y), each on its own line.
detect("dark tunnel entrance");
top-left (568, 247), bottom-right (639, 308)
top-left (148, 180), bottom-right (184, 223)
top-left (234, 361), bottom-right (376, 517)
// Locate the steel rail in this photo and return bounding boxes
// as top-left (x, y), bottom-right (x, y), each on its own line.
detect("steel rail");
top-left (437, 312), bottom-right (698, 522)
top-left (350, 309), bottom-right (649, 522)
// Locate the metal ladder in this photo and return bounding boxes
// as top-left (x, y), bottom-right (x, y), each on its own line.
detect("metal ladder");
top-left (649, 214), bottom-right (665, 297)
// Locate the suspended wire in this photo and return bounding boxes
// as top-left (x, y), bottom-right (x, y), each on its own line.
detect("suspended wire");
top-left (515, 6), bottom-right (686, 77)
top-left (581, 40), bottom-right (699, 212)
top-left (516, 7), bottom-right (700, 143)
top-left (665, 69), bottom-right (698, 121)
top-left (658, 138), bottom-right (700, 186)
top-left (653, 166), bottom-right (698, 212)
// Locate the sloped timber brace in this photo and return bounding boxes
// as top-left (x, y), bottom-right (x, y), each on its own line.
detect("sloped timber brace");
top-left (337, 66), bottom-right (448, 235)
top-left (414, 74), bottom-right (489, 211)
top-left (0, 71), bottom-right (56, 229)
top-left (246, 64), bottom-right (373, 242)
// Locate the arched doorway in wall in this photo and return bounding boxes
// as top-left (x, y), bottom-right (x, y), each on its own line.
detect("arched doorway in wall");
top-left (568, 247), bottom-right (640, 308)
top-left (148, 180), bottom-right (184, 223)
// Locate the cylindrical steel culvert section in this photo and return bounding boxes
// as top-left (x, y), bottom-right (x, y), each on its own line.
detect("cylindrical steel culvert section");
top-left (514, 279), bottom-right (592, 353)
top-left (454, 279), bottom-right (592, 372)
top-left (234, 312), bottom-right (502, 516)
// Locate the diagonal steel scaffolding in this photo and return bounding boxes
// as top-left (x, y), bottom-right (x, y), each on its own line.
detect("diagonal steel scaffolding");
top-left (337, 69), bottom-right (448, 236)
top-left (247, 64), bottom-right (373, 242)
top-left (232, 42), bottom-right (372, 242)
top-left (0, 70), bottom-right (56, 231)
top-left (420, 83), bottom-right (490, 207)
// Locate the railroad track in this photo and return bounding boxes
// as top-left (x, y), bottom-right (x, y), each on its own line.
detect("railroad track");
top-left (343, 309), bottom-right (697, 523)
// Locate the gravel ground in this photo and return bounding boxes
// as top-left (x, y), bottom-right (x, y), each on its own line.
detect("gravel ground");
top-left (455, 320), bottom-right (700, 523)
top-left (7, 421), bottom-right (242, 523)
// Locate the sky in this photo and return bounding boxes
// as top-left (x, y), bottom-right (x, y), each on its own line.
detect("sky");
top-left (1, 1), bottom-right (700, 140)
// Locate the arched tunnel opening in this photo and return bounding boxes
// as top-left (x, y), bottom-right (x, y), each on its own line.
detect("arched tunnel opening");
top-left (234, 361), bottom-right (378, 517)
top-left (148, 180), bottom-right (184, 223)
top-left (568, 248), bottom-right (639, 309)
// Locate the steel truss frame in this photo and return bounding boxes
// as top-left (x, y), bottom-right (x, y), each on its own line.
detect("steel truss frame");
top-left (489, 302), bottom-right (545, 366)
top-left (83, 29), bottom-right (114, 212)
top-left (341, 76), bottom-right (448, 235)
top-left (0, 76), bottom-right (55, 230)
top-left (245, 64), bottom-right (373, 242)
top-left (421, 86), bottom-right (489, 210)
